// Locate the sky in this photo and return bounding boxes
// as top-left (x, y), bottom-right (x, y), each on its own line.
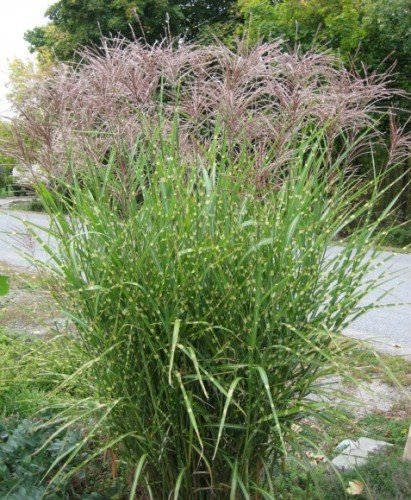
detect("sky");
top-left (0, 0), bottom-right (53, 116)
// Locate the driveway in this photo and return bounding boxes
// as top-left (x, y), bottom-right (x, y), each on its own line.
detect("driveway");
top-left (1, 208), bottom-right (410, 357)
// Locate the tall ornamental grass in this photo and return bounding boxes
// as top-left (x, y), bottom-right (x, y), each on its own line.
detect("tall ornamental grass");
top-left (6, 37), bottom-right (409, 184)
top-left (36, 125), bottom-right (395, 498)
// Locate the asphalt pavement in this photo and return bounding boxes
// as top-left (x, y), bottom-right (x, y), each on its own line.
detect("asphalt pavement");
top-left (0, 208), bottom-right (53, 267)
top-left (1, 208), bottom-right (410, 357)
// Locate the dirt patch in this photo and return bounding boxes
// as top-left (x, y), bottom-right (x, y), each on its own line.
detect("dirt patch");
top-left (316, 376), bottom-right (411, 418)
top-left (338, 379), bottom-right (410, 417)
top-left (0, 261), bottom-right (65, 337)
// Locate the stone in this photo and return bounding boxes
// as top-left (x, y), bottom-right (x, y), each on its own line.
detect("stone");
top-left (335, 439), bottom-right (355, 452)
top-left (331, 452), bottom-right (367, 470)
top-left (331, 437), bottom-right (392, 471)
top-left (403, 425), bottom-right (411, 462)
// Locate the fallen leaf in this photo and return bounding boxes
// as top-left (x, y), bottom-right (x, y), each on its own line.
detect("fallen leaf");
top-left (291, 423), bottom-right (302, 433)
top-left (305, 451), bottom-right (325, 465)
top-left (346, 480), bottom-right (365, 496)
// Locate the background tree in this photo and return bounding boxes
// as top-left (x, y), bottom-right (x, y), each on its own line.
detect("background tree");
top-left (0, 123), bottom-right (16, 192)
top-left (25, 0), bottom-right (236, 61)
top-left (238, 0), bottom-right (410, 90)
top-left (6, 59), bottom-right (52, 104)
top-left (238, 0), bottom-right (366, 53)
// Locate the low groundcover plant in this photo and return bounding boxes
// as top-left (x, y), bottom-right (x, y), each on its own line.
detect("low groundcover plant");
top-left (32, 123), bottom-right (399, 498)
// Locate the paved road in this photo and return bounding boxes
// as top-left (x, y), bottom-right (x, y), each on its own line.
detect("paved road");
top-left (345, 251), bottom-right (411, 359)
top-left (0, 209), bottom-right (53, 267)
top-left (1, 209), bottom-right (410, 357)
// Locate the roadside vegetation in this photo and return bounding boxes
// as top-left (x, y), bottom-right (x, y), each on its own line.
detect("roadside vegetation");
top-left (347, 344), bottom-right (411, 387)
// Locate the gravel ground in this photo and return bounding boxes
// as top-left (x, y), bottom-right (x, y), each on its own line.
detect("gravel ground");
top-left (0, 263), bottom-right (65, 337)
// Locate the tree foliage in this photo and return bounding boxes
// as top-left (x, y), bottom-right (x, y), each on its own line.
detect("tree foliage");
top-left (25, 0), bottom-right (236, 61)
top-left (6, 59), bottom-right (52, 104)
top-left (238, 0), bottom-right (411, 88)
top-left (0, 123), bottom-right (16, 190)
top-left (24, 0), bottom-right (411, 93)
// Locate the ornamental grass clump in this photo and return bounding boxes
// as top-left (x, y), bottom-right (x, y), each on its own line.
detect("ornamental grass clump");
top-left (34, 123), bottom-right (396, 497)
top-left (6, 37), bottom-right (407, 184)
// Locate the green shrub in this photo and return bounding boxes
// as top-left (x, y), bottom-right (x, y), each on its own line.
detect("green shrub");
top-left (0, 330), bottom-right (127, 498)
top-left (0, 416), bottom-right (81, 498)
top-left (382, 223), bottom-right (411, 249)
top-left (0, 166), bottom-right (13, 193)
top-left (9, 197), bottom-right (46, 212)
top-left (0, 414), bottom-right (129, 499)
top-left (35, 125), bottom-right (396, 497)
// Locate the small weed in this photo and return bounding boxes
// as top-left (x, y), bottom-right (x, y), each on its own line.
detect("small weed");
top-left (357, 410), bottom-right (411, 446)
top-left (0, 330), bottom-right (82, 418)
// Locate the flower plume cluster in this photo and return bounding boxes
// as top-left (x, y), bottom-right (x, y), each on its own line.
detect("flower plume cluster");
top-left (4, 37), bottom-right (407, 182)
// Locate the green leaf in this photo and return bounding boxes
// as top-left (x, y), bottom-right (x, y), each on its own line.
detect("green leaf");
top-left (213, 376), bottom-right (242, 460)
top-left (129, 454), bottom-right (147, 500)
top-left (168, 319), bottom-right (181, 386)
top-left (0, 275), bottom-right (9, 296)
